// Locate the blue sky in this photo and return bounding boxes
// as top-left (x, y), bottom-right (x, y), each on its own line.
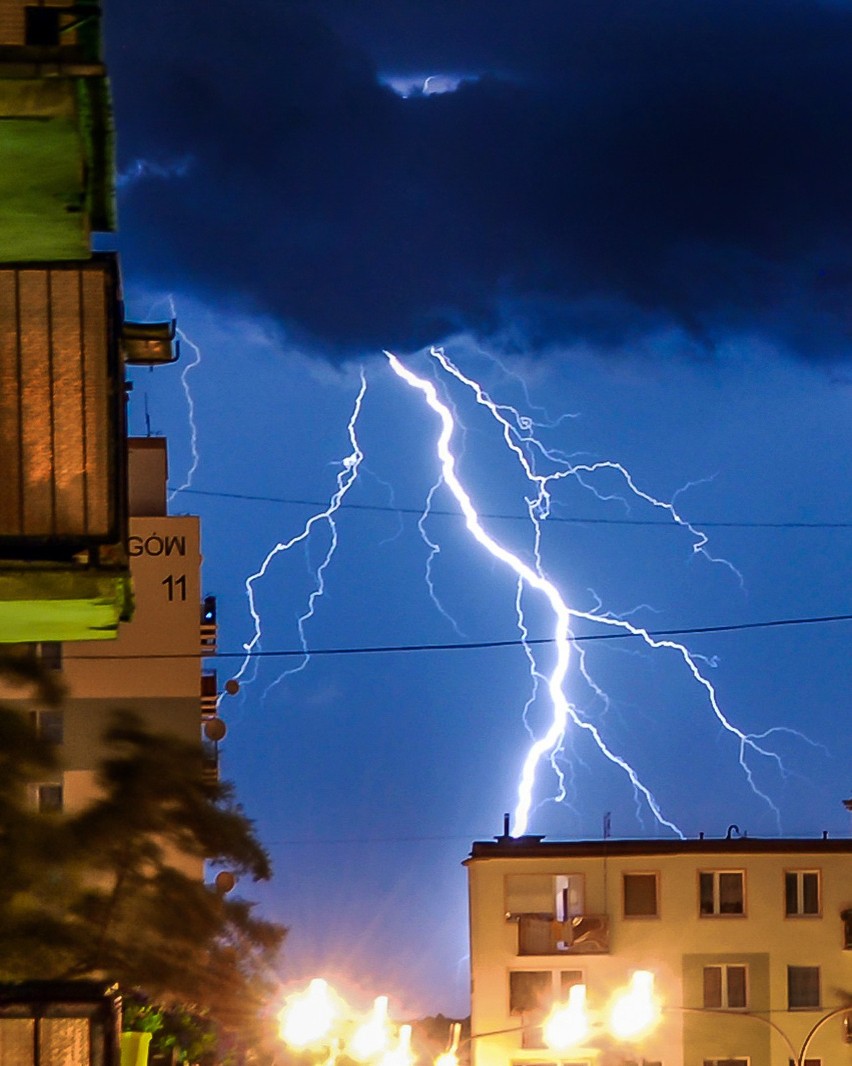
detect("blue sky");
top-left (108, 0), bottom-right (852, 1018)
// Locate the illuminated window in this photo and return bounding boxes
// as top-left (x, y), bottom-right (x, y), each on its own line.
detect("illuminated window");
top-left (788, 966), bottom-right (820, 1009)
top-left (699, 871), bottom-right (744, 915)
top-left (785, 871), bottom-right (820, 916)
top-left (623, 873), bottom-right (658, 917)
top-left (703, 964), bottom-right (747, 1009)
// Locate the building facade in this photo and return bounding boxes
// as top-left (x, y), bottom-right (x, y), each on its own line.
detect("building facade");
top-left (466, 832), bottom-right (852, 1066)
top-left (0, 437), bottom-right (222, 872)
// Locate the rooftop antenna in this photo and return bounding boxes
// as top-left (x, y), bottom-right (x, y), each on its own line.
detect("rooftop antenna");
top-left (144, 392), bottom-right (152, 437)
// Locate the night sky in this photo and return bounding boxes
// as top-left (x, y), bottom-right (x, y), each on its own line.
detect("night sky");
top-left (105, 1), bottom-right (850, 1017)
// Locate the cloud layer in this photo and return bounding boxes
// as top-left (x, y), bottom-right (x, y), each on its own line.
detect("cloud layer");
top-left (108, 0), bottom-right (852, 362)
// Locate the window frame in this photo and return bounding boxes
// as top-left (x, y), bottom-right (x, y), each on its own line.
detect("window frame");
top-left (623, 871), bottom-right (660, 919)
top-left (698, 869), bottom-right (746, 917)
top-left (508, 969), bottom-right (585, 1049)
top-left (703, 963), bottom-right (749, 1010)
top-left (784, 869), bottom-right (821, 918)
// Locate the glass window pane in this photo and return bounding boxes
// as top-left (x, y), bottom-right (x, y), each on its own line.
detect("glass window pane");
top-left (624, 874), bottom-right (657, 916)
top-left (699, 872), bottom-right (714, 914)
top-left (510, 972), bottom-right (550, 1013)
top-left (703, 966), bottom-right (722, 1008)
top-left (719, 873), bottom-right (743, 913)
top-left (785, 871), bottom-right (798, 915)
top-left (727, 966), bottom-right (747, 1008)
top-left (802, 873), bottom-right (819, 914)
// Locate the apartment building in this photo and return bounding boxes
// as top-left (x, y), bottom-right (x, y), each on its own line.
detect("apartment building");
top-left (466, 830), bottom-right (852, 1066)
top-left (0, 437), bottom-right (223, 872)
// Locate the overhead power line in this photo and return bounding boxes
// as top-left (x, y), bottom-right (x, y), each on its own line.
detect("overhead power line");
top-left (171, 486), bottom-right (851, 530)
top-left (60, 611), bottom-right (852, 661)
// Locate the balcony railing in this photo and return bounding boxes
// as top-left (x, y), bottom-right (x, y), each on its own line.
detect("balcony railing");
top-left (517, 914), bottom-right (609, 956)
top-left (201, 670), bottom-right (218, 715)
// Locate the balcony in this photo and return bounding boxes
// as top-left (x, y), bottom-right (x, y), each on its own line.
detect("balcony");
top-left (200, 596), bottom-right (217, 655)
top-left (516, 914), bottom-right (609, 956)
top-left (201, 670), bottom-right (218, 716)
top-left (201, 739), bottom-right (219, 787)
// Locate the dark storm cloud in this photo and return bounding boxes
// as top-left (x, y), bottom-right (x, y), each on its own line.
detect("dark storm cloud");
top-left (108, 1), bottom-right (852, 361)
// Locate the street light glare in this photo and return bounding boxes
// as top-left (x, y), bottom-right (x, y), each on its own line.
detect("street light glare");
top-left (608, 970), bottom-right (660, 1041)
top-left (543, 983), bottom-right (590, 1051)
top-left (278, 978), bottom-right (341, 1049)
top-left (348, 996), bottom-right (392, 1061)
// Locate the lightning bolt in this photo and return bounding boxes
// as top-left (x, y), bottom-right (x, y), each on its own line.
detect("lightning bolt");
top-left (231, 371), bottom-right (368, 693)
top-left (384, 349), bottom-right (787, 838)
top-left (166, 295), bottom-right (203, 501)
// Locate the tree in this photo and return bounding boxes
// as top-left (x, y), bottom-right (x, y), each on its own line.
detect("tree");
top-left (0, 655), bottom-right (286, 1059)
top-left (0, 653), bottom-right (87, 977)
top-left (64, 710), bottom-right (286, 1053)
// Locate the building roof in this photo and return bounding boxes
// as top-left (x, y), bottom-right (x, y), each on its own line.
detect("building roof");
top-left (466, 833), bottom-right (852, 862)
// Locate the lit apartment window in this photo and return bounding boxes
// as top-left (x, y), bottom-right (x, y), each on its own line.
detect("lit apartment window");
top-left (788, 966), bottom-right (820, 1009)
top-left (623, 872), bottom-right (659, 917)
top-left (703, 964), bottom-right (748, 1009)
top-left (699, 871), bottom-right (744, 915)
top-left (28, 709), bottom-right (64, 745)
top-left (36, 783), bottom-right (63, 813)
top-left (785, 871), bottom-right (820, 916)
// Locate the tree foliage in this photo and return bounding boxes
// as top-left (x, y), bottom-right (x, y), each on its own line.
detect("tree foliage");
top-left (0, 654), bottom-right (286, 1060)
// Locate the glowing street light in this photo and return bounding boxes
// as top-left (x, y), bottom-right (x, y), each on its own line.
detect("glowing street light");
top-left (542, 984), bottom-right (590, 1051)
top-left (434, 1021), bottom-right (462, 1066)
top-left (378, 1023), bottom-right (415, 1066)
top-left (278, 978), bottom-right (342, 1050)
top-left (608, 970), bottom-right (661, 1042)
top-left (348, 995), bottom-right (392, 1062)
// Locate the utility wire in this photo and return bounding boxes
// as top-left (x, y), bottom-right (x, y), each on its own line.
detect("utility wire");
top-left (171, 486), bottom-right (851, 530)
top-left (60, 611), bottom-right (852, 661)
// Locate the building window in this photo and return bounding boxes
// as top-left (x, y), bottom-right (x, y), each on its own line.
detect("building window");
top-left (699, 871), bottom-right (744, 915)
top-left (788, 966), bottom-right (820, 1009)
top-left (505, 873), bottom-right (585, 920)
top-left (35, 783), bottom-right (63, 813)
top-left (24, 6), bottom-right (62, 47)
top-left (623, 872), bottom-right (659, 917)
top-left (785, 871), bottom-right (820, 916)
top-left (789, 1059), bottom-right (821, 1066)
top-left (703, 964), bottom-right (748, 1009)
top-left (703, 1060), bottom-right (748, 1066)
top-left (509, 971), bottom-right (584, 1049)
top-left (29, 709), bottom-right (64, 745)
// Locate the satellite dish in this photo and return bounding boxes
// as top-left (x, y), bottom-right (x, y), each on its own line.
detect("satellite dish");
top-left (224, 679), bottom-right (240, 696)
top-left (204, 717), bottom-right (227, 742)
top-left (215, 870), bottom-right (236, 895)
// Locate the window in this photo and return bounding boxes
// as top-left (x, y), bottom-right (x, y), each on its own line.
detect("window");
top-left (623, 873), bottom-right (658, 917)
top-left (505, 874), bottom-right (584, 920)
top-left (788, 966), bottom-right (820, 1009)
top-left (703, 1060), bottom-right (748, 1066)
top-left (24, 7), bottom-right (61, 47)
top-left (509, 971), bottom-right (584, 1049)
top-left (36, 783), bottom-right (63, 813)
top-left (703, 964), bottom-right (747, 1009)
top-left (789, 1059), bottom-right (820, 1065)
top-left (785, 871), bottom-right (820, 916)
top-left (29, 709), bottom-right (64, 745)
top-left (699, 871), bottom-right (744, 915)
